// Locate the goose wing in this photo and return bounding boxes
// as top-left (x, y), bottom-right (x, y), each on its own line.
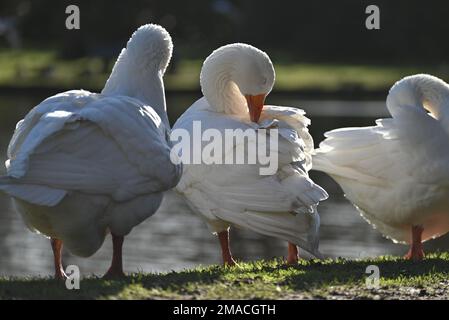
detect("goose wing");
top-left (2, 90), bottom-right (182, 206)
top-left (174, 99), bottom-right (327, 255)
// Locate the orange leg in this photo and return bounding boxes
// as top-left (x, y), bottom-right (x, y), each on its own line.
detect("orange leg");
top-left (103, 234), bottom-right (126, 278)
top-left (50, 238), bottom-right (67, 280)
top-left (218, 230), bottom-right (236, 266)
top-left (404, 225), bottom-right (424, 261)
top-left (287, 242), bottom-right (299, 264)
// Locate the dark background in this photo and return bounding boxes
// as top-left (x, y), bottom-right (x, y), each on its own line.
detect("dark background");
top-left (1, 0), bottom-right (448, 64)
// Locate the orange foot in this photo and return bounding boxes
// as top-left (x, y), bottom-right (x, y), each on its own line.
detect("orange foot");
top-left (223, 255), bottom-right (238, 267)
top-left (404, 225), bottom-right (425, 261)
top-left (286, 255), bottom-right (299, 265)
top-left (286, 242), bottom-right (299, 265)
top-left (404, 248), bottom-right (424, 261)
top-left (54, 267), bottom-right (68, 281)
top-left (103, 268), bottom-right (126, 279)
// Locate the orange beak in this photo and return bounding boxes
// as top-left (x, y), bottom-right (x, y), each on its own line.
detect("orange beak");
top-left (245, 94), bottom-right (266, 123)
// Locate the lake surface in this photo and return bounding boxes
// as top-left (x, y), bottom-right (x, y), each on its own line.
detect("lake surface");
top-left (0, 92), bottom-right (448, 277)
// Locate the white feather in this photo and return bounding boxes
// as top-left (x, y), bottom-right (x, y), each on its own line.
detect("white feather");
top-left (175, 44), bottom-right (327, 257)
top-left (314, 74), bottom-right (449, 244)
top-left (175, 98), bottom-right (328, 256)
top-left (0, 24), bottom-right (181, 257)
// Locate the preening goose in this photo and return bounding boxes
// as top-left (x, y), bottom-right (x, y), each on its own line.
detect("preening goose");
top-left (314, 74), bottom-right (449, 260)
top-left (172, 44), bottom-right (328, 265)
top-left (0, 24), bottom-right (182, 278)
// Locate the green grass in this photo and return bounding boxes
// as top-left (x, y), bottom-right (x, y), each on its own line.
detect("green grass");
top-left (1, 252), bottom-right (448, 300)
top-left (1, 48), bottom-right (449, 92)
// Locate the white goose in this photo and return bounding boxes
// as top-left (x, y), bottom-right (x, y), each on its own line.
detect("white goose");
top-left (314, 74), bottom-right (449, 260)
top-left (173, 44), bottom-right (328, 265)
top-left (0, 24), bottom-right (182, 278)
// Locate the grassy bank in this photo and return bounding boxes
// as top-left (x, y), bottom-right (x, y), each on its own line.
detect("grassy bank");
top-left (1, 48), bottom-right (449, 93)
top-left (0, 252), bottom-right (448, 300)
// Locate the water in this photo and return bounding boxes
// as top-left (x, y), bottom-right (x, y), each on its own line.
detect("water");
top-left (0, 92), bottom-right (448, 277)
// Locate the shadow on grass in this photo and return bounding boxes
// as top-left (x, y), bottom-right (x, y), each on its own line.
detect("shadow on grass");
top-left (0, 265), bottom-right (226, 300)
top-left (281, 256), bottom-right (449, 291)
top-left (1, 255), bottom-right (447, 299)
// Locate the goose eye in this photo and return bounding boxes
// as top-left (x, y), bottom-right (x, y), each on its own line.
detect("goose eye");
top-left (261, 78), bottom-right (267, 86)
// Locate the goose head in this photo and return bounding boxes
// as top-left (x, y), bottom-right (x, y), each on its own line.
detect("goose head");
top-left (102, 24), bottom-right (173, 127)
top-left (124, 24), bottom-right (173, 75)
top-left (200, 43), bottom-right (275, 123)
top-left (387, 74), bottom-right (449, 121)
